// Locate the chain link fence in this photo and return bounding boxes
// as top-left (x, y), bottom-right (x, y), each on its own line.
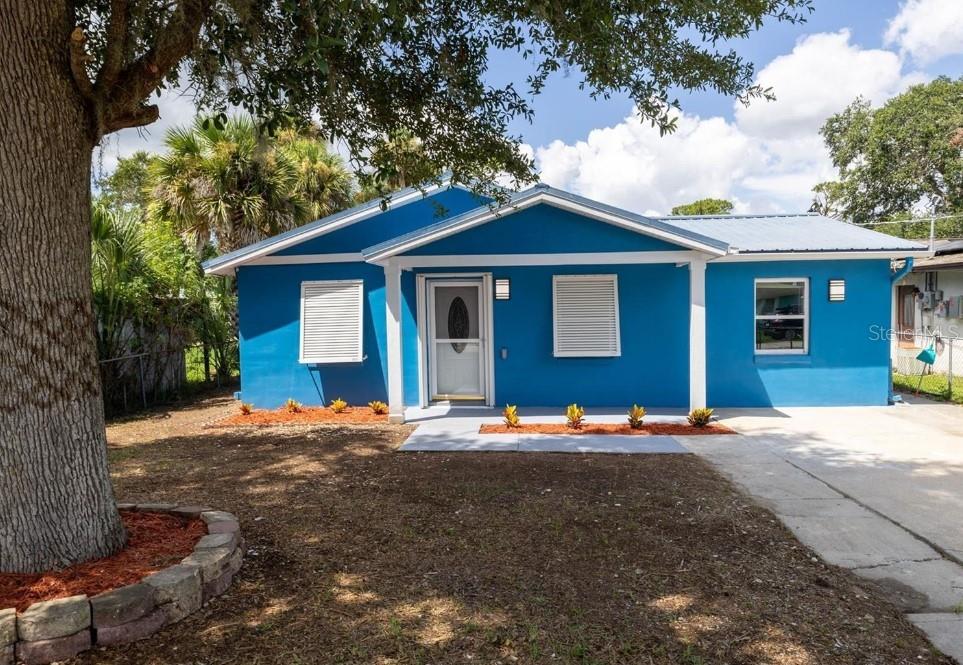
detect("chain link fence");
top-left (893, 331), bottom-right (962, 403)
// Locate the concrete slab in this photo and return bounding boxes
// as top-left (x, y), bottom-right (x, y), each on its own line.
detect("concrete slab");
top-left (764, 497), bottom-right (878, 519)
top-left (908, 614), bottom-right (963, 662)
top-left (855, 559), bottom-right (963, 612)
top-left (781, 514), bottom-right (937, 569)
top-left (518, 435), bottom-right (686, 454)
top-left (714, 459), bottom-right (843, 501)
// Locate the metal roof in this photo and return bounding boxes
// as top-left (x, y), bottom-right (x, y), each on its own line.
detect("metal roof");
top-left (658, 213), bottom-right (928, 253)
top-left (202, 178), bottom-right (462, 274)
top-left (361, 184), bottom-right (730, 260)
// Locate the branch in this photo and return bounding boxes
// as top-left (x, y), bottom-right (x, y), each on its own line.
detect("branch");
top-left (100, 0), bottom-right (212, 136)
top-left (68, 27), bottom-right (95, 101)
top-left (95, 0), bottom-right (130, 90)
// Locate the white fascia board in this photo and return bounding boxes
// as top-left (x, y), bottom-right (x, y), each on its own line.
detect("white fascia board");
top-left (247, 253), bottom-right (363, 267)
top-left (712, 249), bottom-right (933, 262)
top-left (395, 250), bottom-right (701, 268)
top-left (203, 182), bottom-right (449, 276)
top-left (364, 191), bottom-right (728, 262)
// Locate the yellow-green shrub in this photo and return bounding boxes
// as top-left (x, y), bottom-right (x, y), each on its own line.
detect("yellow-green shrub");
top-left (285, 398), bottom-right (303, 414)
top-left (687, 407), bottom-right (714, 428)
top-left (330, 398), bottom-right (348, 413)
top-left (368, 400), bottom-right (388, 415)
top-left (503, 404), bottom-right (520, 428)
top-left (566, 403), bottom-right (585, 429)
top-left (627, 404), bottom-right (646, 429)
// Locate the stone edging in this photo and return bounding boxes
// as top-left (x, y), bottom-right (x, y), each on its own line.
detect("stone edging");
top-left (0, 504), bottom-right (243, 665)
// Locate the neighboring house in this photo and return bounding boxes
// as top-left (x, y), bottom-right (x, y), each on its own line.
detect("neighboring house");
top-left (894, 239), bottom-right (963, 375)
top-left (203, 181), bottom-right (927, 421)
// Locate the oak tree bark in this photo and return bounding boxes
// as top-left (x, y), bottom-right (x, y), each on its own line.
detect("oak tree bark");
top-left (0, 2), bottom-right (126, 572)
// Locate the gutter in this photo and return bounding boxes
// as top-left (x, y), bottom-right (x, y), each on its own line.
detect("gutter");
top-left (890, 257), bottom-right (914, 282)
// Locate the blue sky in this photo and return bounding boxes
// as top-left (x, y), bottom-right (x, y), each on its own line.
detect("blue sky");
top-left (103, 0), bottom-right (963, 215)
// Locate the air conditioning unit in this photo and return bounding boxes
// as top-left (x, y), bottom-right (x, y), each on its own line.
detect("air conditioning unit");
top-left (921, 290), bottom-right (943, 309)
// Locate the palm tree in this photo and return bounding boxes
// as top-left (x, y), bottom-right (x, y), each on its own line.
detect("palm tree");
top-left (277, 128), bottom-right (354, 219)
top-left (148, 116), bottom-right (313, 255)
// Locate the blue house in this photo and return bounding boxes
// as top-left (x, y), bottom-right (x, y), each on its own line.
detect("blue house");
top-left (203, 181), bottom-right (928, 422)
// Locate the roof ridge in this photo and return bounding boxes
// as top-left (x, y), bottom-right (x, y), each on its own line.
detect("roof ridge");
top-left (657, 212), bottom-right (819, 220)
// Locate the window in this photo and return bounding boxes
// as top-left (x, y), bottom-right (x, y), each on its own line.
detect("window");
top-left (300, 280), bottom-right (364, 363)
top-left (553, 274), bottom-right (621, 357)
top-left (755, 278), bottom-right (808, 354)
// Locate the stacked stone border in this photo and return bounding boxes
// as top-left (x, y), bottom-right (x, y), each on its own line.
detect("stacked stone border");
top-left (0, 504), bottom-right (243, 665)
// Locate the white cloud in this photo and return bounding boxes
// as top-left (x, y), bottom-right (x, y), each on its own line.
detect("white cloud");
top-left (885, 0), bottom-right (963, 64)
top-left (536, 113), bottom-right (766, 214)
top-left (535, 29), bottom-right (929, 215)
top-left (735, 30), bottom-right (921, 139)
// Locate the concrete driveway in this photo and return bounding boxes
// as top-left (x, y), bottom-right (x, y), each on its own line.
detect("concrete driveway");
top-left (682, 397), bottom-right (963, 661)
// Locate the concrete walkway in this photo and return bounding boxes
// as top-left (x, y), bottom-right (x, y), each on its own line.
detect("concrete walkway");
top-left (399, 406), bottom-right (688, 453)
top-left (682, 399), bottom-right (963, 662)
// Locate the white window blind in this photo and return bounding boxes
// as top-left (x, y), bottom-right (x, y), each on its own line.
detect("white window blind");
top-left (553, 274), bottom-right (621, 357)
top-left (300, 280), bottom-right (364, 363)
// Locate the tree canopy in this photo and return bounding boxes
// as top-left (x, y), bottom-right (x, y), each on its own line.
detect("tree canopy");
top-left (813, 77), bottom-right (963, 224)
top-left (70, 0), bottom-right (813, 197)
top-left (670, 198), bottom-right (734, 216)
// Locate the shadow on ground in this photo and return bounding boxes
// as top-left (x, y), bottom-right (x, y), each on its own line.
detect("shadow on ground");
top-left (79, 397), bottom-right (952, 665)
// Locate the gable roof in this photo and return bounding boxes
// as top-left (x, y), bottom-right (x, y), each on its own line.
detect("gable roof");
top-left (361, 184), bottom-right (731, 261)
top-left (659, 213), bottom-right (928, 254)
top-left (202, 178), bottom-right (467, 275)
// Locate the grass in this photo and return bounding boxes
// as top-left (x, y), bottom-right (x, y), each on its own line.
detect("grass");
top-left (893, 372), bottom-right (963, 404)
top-left (87, 393), bottom-right (952, 665)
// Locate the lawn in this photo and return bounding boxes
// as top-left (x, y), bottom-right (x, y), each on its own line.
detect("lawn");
top-left (83, 394), bottom-right (951, 665)
top-left (893, 372), bottom-right (963, 404)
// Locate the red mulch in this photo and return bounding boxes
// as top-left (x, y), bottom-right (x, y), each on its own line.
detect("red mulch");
top-left (480, 422), bottom-right (735, 435)
top-left (214, 406), bottom-right (388, 428)
top-left (0, 511), bottom-right (205, 612)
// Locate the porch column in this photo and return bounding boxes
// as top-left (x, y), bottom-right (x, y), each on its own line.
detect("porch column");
top-left (689, 257), bottom-right (707, 410)
top-left (384, 259), bottom-right (405, 423)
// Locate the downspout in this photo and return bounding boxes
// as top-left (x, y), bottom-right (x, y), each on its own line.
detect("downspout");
top-left (889, 257), bottom-right (915, 403)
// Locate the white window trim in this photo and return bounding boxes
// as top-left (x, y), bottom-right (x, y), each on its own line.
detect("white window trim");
top-left (552, 274), bottom-right (622, 358)
top-left (754, 277), bottom-right (809, 356)
top-left (299, 279), bottom-right (364, 364)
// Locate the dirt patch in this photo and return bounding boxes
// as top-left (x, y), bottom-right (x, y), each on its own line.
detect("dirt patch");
top-left (0, 512), bottom-right (204, 612)
top-left (213, 405), bottom-right (388, 428)
top-left (480, 422), bottom-right (735, 436)
top-left (80, 392), bottom-right (952, 665)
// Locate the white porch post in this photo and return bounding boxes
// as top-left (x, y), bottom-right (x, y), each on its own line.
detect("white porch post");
top-left (689, 257), bottom-right (707, 411)
top-left (384, 259), bottom-right (405, 423)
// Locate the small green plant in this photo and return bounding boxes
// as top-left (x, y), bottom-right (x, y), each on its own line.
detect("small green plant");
top-left (503, 404), bottom-right (520, 428)
top-left (239, 402), bottom-right (254, 416)
top-left (627, 404), bottom-right (646, 429)
top-left (285, 398), bottom-right (303, 414)
top-left (368, 400), bottom-right (388, 414)
top-left (566, 403), bottom-right (585, 429)
top-left (687, 407), bottom-right (714, 427)
top-left (330, 398), bottom-right (348, 413)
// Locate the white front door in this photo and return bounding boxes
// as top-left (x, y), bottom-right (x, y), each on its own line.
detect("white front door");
top-left (427, 279), bottom-right (487, 401)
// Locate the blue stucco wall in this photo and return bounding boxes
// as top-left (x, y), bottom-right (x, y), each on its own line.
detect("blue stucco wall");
top-left (273, 188), bottom-right (488, 255)
top-left (418, 264), bottom-right (691, 407)
top-left (706, 259), bottom-right (893, 407)
top-left (408, 204), bottom-right (687, 254)
top-left (236, 262), bottom-right (420, 408)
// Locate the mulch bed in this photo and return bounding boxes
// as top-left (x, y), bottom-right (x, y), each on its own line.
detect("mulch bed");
top-left (480, 422), bottom-right (735, 435)
top-left (213, 405), bottom-right (388, 428)
top-left (85, 392), bottom-right (952, 665)
top-left (0, 511), bottom-right (205, 612)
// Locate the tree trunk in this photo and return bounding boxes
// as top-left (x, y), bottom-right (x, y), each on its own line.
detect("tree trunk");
top-left (0, 2), bottom-right (126, 572)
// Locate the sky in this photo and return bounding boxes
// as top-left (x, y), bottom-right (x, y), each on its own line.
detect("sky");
top-left (99, 0), bottom-right (963, 216)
